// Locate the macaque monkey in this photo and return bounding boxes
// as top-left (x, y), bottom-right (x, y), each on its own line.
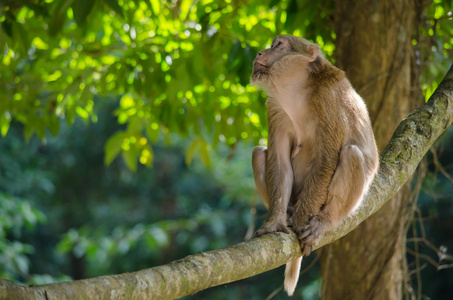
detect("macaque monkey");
top-left (250, 35), bottom-right (379, 296)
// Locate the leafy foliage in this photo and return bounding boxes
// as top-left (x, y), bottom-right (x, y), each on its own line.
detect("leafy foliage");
top-left (0, 0), bottom-right (337, 170)
top-left (0, 127), bottom-right (50, 282)
top-left (417, 0), bottom-right (453, 100)
top-left (0, 194), bottom-right (46, 281)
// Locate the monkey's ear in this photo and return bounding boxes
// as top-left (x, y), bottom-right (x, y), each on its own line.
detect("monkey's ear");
top-left (307, 45), bottom-right (319, 62)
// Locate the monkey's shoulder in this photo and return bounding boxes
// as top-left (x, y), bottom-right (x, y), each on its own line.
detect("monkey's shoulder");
top-left (311, 62), bottom-right (345, 84)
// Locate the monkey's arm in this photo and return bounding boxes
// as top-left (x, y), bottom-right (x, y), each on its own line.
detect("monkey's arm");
top-left (288, 144), bottom-right (339, 255)
top-left (255, 110), bottom-right (295, 236)
top-left (296, 144), bottom-right (372, 255)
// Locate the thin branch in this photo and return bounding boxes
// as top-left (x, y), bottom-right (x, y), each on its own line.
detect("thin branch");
top-left (411, 216), bottom-right (422, 299)
top-left (407, 237), bottom-right (453, 264)
top-left (406, 248), bottom-right (441, 269)
top-left (430, 147), bottom-right (453, 183)
top-left (265, 285), bottom-right (283, 300)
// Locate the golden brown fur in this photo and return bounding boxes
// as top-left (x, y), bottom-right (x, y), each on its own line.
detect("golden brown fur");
top-left (251, 35), bottom-right (379, 296)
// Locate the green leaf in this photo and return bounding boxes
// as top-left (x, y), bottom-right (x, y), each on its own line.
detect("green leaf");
top-left (185, 137), bottom-right (211, 167)
top-left (20, 202), bottom-right (38, 229)
top-left (139, 143), bottom-right (154, 167)
top-left (104, 131), bottom-right (126, 166)
top-left (49, 0), bottom-right (75, 36)
top-left (149, 0), bottom-right (161, 15)
top-left (185, 138), bottom-right (200, 166)
top-left (0, 112), bottom-right (11, 137)
top-left (104, 0), bottom-right (123, 17)
top-left (146, 123), bottom-right (160, 143)
top-left (72, 0), bottom-right (96, 26)
top-left (14, 255), bottom-right (29, 275)
top-left (122, 149), bottom-right (137, 172)
top-left (199, 140), bottom-right (211, 168)
top-left (228, 41), bottom-right (241, 73)
top-left (48, 114), bottom-right (60, 136)
top-left (12, 21), bottom-right (29, 55)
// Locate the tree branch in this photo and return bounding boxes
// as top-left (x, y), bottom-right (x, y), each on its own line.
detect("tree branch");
top-left (1, 66), bottom-right (452, 300)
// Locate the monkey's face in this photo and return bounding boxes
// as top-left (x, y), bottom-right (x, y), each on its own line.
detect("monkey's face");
top-left (250, 36), bottom-right (292, 86)
top-left (250, 35), bottom-right (320, 87)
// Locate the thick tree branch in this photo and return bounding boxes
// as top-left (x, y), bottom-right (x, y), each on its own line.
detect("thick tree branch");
top-left (1, 66), bottom-right (452, 300)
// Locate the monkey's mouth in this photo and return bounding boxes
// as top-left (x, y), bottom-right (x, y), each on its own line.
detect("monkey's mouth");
top-left (253, 62), bottom-right (269, 72)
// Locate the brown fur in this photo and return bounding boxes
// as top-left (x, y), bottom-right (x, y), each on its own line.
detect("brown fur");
top-left (251, 36), bottom-right (379, 296)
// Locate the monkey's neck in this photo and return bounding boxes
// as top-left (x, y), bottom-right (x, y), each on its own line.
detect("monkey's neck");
top-left (268, 88), bottom-right (311, 144)
top-left (266, 77), bottom-right (310, 100)
top-left (274, 89), bottom-right (309, 110)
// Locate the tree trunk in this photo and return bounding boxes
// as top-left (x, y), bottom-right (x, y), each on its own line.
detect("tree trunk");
top-left (321, 1), bottom-right (421, 299)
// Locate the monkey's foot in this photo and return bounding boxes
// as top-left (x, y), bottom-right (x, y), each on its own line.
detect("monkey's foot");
top-left (300, 242), bottom-right (314, 256)
top-left (295, 215), bottom-right (327, 256)
top-left (255, 220), bottom-right (290, 237)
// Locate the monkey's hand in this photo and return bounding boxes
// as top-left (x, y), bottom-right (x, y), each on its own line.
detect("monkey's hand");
top-left (295, 213), bottom-right (330, 256)
top-left (255, 217), bottom-right (290, 237)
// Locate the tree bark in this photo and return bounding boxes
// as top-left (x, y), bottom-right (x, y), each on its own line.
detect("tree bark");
top-left (0, 65), bottom-right (452, 298)
top-left (322, 1), bottom-right (421, 299)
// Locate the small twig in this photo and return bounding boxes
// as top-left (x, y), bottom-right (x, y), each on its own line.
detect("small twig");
top-left (415, 208), bottom-right (426, 239)
top-left (407, 238), bottom-right (453, 262)
top-left (438, 263), bottom-right (453, 271)
top-left (430, 147), bottom-right (453, 183)
top-left (265, 285), bottom-right (283, 300)
top-left (406, 247), bottom-right (442, 269)
top-left (411, 214), bottom-right (422, 299)
top-left (407, 263), bottom-right (427, 278)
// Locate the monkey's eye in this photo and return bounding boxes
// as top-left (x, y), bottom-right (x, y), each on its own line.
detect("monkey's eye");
top-left (273, 41), bottom-right (283, 49)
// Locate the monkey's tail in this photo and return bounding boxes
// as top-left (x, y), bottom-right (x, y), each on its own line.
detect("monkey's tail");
top-left (284, 256), bottom-right (303, 296)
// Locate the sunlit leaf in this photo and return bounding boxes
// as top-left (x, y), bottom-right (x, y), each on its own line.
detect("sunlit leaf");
top-left (32, 37), bottom-right (49, 50)
top-left (139, 143), bottom-right (154, 167)
top-left (199, 140), bottom-right (211, 168)
top-left (186, 137), bottom-right (211, 167)
top-left (146, 123), bottom-right (160, 143)
top-left (0, 0), bottom-right (451, 168)
top-left (48, 114), bottom-right (60, 136)
top-left (75, 106), bottom-right (89, 120)
top-left (0, 113), bottom-right (11, 137)
top-left (104, 131), bottom-right (127, 166)
top-left (122, 148), bottom-right (137, 172)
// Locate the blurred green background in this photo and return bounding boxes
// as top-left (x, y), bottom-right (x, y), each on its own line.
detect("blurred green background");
top-left (0, 0), bottom-right (452, 299)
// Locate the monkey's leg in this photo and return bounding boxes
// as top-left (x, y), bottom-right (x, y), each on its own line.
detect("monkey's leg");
top-left (298, 145), bottom-right (366, 255)
top-left (252, 146), bottom-right (269, 208)
top-left (254, 148), bottom-right (293, 237)
top-left (253, 146), bottom-right (295, 221)
top-left (253, 146), bottom-right (289, 236)
top-left (254, 106), bottom-right (295, 237)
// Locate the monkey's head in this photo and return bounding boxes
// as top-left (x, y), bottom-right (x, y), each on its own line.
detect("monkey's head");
top-left (250, 35), bottom-right (323, 87)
